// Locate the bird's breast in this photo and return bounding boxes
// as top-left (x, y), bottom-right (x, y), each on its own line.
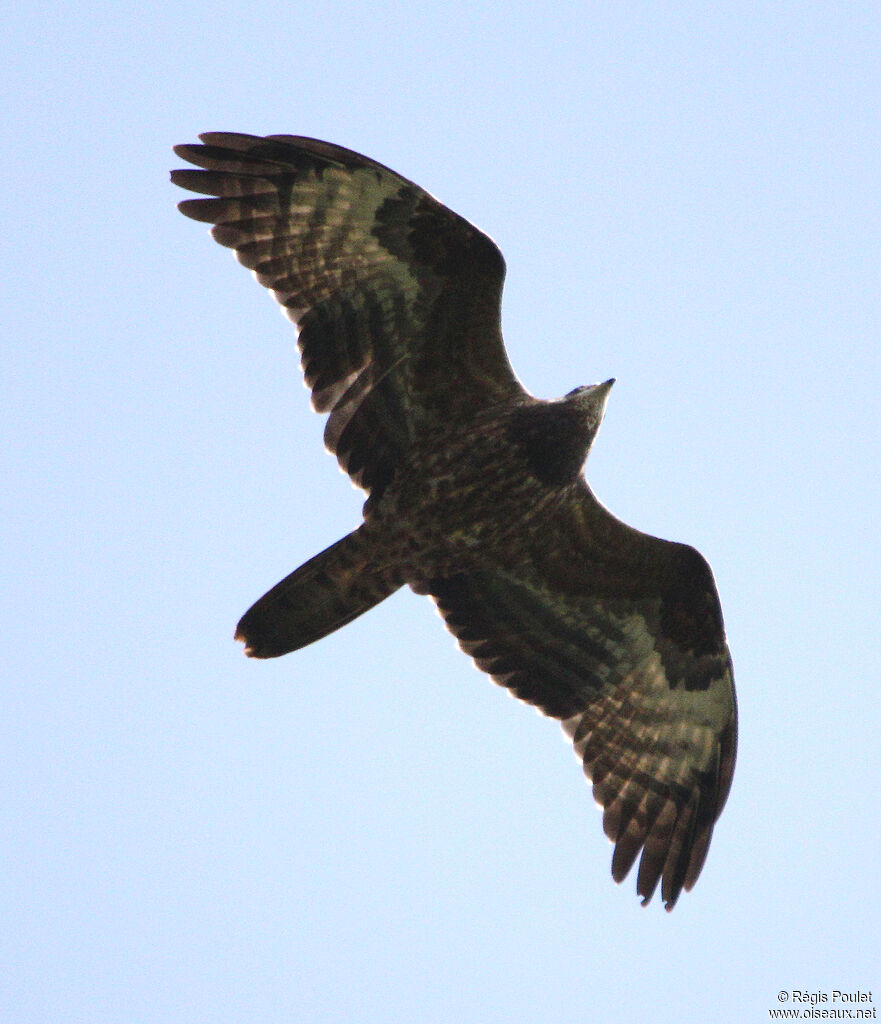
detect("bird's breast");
top-left (369, 409), bottom-right (579, 573)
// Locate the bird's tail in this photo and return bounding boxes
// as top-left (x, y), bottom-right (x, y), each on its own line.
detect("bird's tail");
top-left (235, 526), bottom-right (402, 658)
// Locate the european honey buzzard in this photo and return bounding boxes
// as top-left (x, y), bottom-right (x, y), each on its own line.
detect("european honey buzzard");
top-left (172, 133), bottom-right (737, 910)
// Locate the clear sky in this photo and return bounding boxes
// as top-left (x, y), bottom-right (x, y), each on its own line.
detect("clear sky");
top-left (3, 2), bottom-right (879, 1022)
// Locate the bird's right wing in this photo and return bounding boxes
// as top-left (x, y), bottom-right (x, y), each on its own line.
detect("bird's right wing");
top-left (172, 133), bottom-right (524, 499)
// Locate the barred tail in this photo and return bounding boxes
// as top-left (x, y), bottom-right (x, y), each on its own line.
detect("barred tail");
top-left (235, 527), bottom-right (401, 658)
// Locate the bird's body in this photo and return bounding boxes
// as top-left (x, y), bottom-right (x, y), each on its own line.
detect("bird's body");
top-left (172, 133), bottom-right (737, 909)
top-left (237, 388), bottom-right (611, 661)
top-left (369, 393), bottom-right (600, 563)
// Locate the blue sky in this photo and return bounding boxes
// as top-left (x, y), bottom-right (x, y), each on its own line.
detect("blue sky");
top-left (3, 2), bottom-right (879, 1021)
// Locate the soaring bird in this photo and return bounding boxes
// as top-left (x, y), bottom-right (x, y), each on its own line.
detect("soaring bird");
top-left (172, 133), bottom-right (737, 910)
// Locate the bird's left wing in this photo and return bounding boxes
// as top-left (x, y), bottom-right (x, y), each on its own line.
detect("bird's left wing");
top-left (421, 483), bottom-right (736, 910)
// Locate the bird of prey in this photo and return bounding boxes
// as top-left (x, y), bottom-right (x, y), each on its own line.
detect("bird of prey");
top-left (172, 133), bottom-right (737, 910)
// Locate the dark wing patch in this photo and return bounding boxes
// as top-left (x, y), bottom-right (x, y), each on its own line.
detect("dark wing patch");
top-left (424, 485), bottom-right (736, 910)
top-left (172, 133), bottom-right (523, 497)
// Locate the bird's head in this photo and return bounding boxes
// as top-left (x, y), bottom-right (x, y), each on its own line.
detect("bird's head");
top-left (508, 379), bottom-right (615, 486)
top-left (562, 378), bottom-right (615, 443)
